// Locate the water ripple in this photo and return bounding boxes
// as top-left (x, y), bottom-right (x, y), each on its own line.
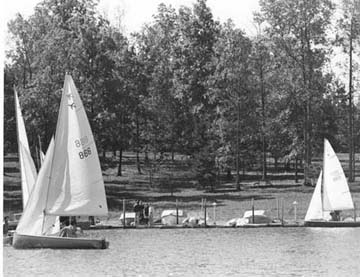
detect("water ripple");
top-left (4, 228), bottom-right (360, 276)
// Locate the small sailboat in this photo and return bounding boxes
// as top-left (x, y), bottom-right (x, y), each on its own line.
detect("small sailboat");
top-left (13, 75), bottom-right (109, 249)
top-left (304, 139), bottom-right (360, 227)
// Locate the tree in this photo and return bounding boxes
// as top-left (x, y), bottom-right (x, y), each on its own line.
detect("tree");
top-left (336, 0), bottom-right (360, 181)
top-left (133, 4), bottom-right (181, 182)
top-left (4, 67), bottom-right (17, 155)
top-left (172, 0), bottom-right (220, 189)
top-left (209, 20), bottom-right (253, 190)
top-left (250, 17), bottom-right (276, 181)
top-left (6, 0), bottom-right (118, 157)
top-left (258, 0), bottom-right (334, 184)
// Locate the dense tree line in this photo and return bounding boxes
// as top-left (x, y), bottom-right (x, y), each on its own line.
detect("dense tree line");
top-left (4, 0), bottom-right (360, 189)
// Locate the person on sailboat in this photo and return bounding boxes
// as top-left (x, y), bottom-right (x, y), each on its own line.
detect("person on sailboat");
top-left (59, 221), bottom-right (83, 237)
top-left (330, 211), bottom-right (341, 221)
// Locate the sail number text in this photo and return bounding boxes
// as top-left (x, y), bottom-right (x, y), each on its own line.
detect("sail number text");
top-left (74, 136), bottom-right (92, 159)
top-left (78, 147), bottom-right (92, 159)
top-left (74, 136), bottom-right (89, 148)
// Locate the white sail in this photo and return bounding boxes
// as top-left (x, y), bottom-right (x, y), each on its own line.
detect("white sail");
top-left (45, 75), bottom-right (108, 216)
top-left (16, 138), bottom-right (59, 235)
top-left (14, 89), bottom-right (37, 208)
top-left (305, 172), bottom-right (324, 221)
top-left (322, 139), bottom-right (354, 211)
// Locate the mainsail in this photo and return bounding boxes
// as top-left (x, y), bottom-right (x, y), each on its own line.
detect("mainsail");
top-left (44, 74), bottom-right (108, 217)
top-left (322, 139), bottom-right (354, 211)
top-left (14, 89), bottom-right (37, 208)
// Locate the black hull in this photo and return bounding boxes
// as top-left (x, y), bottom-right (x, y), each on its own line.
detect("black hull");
top-left (12, 233), bottom-right (109, 249)
top-left (304, 221), bottom-right (360, 227)
top-left (237, 223), bottom-right (283, 228)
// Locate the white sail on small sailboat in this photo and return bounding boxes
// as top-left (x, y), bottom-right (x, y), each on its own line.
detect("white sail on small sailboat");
top-left (13, 75), bottom-right (109, 249)
top-left (304, 171), bottom-right (331, 222)
top-left (14, 89), bottom-right (37, 208)
top-left (304, 139), bottom-right (360, 227)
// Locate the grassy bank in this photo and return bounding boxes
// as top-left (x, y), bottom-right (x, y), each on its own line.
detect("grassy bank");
top-left (4, 152), bottom-right (360, 224)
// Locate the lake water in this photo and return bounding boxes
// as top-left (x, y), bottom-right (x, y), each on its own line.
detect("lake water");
top-left (3, 227), bottom-right (360, 276)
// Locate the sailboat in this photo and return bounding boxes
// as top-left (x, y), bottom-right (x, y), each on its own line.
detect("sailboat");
top-left (304, 139), bottom-right (360, 227)
top-left (13, 74), bottom-right (109, 249)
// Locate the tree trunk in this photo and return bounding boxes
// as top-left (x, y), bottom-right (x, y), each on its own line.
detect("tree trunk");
top-left (303, 99), bottom-right (311, 185)
top-left (295, 157), bottom-right (299, 183)
top-left (348, 19), bottom-right (355, 182)
top-left (260, 55), bottom-right (267, 181)
top-left (301, 30), bottom-right (311, 186)
top-left (242, 159), bottom-right (245, 177)
top-left (135, 115), bottom-right (142, 174)
top-left (26, 54), bottom-right (32, 82)
top-left (23, 62), bottom-right (26, 88)
top-left (117, 148), bottom-right (123, 176)
top-left (136, 150), bottom-right (142, 174)
top-left (149, 165), bottom-right (153, 188)
top-left (236, 103), bottom-right (241, 191)
top-left (304, 27), bottom-right (314, 186)
top-left (227, 168), bottom-right (232, 180)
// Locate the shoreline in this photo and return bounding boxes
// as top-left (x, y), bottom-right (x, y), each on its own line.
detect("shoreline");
top-left (4, 153), bottom-right (360, 225)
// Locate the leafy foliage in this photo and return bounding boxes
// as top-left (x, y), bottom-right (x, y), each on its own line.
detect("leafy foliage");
top-left (4, 0), bottom-right (360, 189)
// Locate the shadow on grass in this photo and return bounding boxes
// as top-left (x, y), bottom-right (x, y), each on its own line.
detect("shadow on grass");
top-left (3, 167), bottom-right (19, 173)
top-left (349, 184), bottom-right (360, 193)
top-left (3, 199), bottom-right (22, 213)
top-left (4, 181), bottom-right (21, 191)
top-left (4, 156), bottom-right (19, 162)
